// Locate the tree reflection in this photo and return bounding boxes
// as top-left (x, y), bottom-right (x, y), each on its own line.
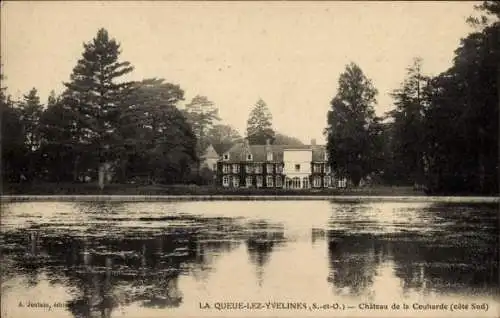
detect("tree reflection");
top-left (1, 214), bottom-right (254, 317)
top-left (325, 203), bottom-right (498, 296)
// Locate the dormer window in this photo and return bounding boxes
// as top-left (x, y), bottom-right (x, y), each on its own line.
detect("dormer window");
top-left (223, 153), bottom-right (230, 161)
top-left (266, 152), bottom-right (273, 161)
top-left (247, 154), bottom-right (253, 161)
top-left (324, 152), bottom-right (328, 161)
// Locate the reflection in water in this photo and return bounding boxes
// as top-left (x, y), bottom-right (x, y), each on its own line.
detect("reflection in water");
top-left (1, 201), bottom-right (498, 317)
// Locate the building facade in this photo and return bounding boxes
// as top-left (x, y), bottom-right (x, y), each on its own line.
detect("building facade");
top-left (216, 139), bottom-right (346, 189)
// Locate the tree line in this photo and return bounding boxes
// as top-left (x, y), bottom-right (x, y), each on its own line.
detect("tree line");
top-left (0, 28), bottom-right (302, 187)
top-left (325, 1), bottom-right (499, 195)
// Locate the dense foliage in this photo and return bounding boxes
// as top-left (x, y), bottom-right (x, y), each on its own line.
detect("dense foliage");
top-left (2, 2), bottom-right (498, 195)
top-left (325, 63), bottom-right (380, 186)
top-left (325, 2), bottom-right (499, 194)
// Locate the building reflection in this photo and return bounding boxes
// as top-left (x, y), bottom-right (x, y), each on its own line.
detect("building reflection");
top-left (245, 221), bottom-right (285, 285)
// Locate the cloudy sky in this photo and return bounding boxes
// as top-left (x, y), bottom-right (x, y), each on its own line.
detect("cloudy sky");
top-left (2, 1), bottom-right (476, 144)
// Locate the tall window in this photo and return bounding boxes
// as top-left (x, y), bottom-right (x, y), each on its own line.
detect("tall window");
top-left (325, 165), bottom-right (331, 174)
top-left (313, 176), bottom-right (321, 187)
top-left (324, 176), bottom-right (331, 188)
top-left (223, 164), bottom-right (230, 173)
top-left (246, 176), bottom-right (253, 187)
top-left (266, 164), bottom-right (273, 173)
top-left (255, 164), bottom-right (262, 174)
top-left (313, 164), bottom-right (321, 173)
top-left (295, 164), bottom-right (301, 172)
top-left (256, 176), bottom-right (263, 188)
top-left (222, 176), bottom-right (230, 187)
top-left (266, 152), bottom-right (273, 161)
top-left (293, 177), bottom-right (300, 189)
top-left (232, 164), bottom-right (240, 173)
top-left (276, 164), bottom-right (283, 173)
top-left (233, 176), bottom-right (240, 187)
top-left (302, 177), bottom-right (309, 189)
top-left (338, 177), bottom-right (347, 188)
top-left (266, 175), bottom-right (274, 187)
top-left (245, 165), bottom-right (253, 174)
top-left (276, 176), bottom-right (282, 187)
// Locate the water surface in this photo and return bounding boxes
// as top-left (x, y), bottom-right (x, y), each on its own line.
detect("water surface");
top-left (1, 200), bottom-right (498, 317)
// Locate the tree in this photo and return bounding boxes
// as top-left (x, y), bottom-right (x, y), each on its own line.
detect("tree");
top-left (61, 28), bottom-right (135, 181)
top-left (246, 98), bottom-right (275, 144)
top-left (273, 133), bottom-right (304, 146)
top-left (183, 95), bottom-right (219, 150)
top-left (422, 18), bottom-right (498, 194)
top-left (38, 91), bottom-right (79, 182)
top-left (206, 124), bottom-right (242, 155)
top-left (325, 62), bottom-right (378, 186)
top-left (388, 57), bottom-right (430, 185)
top-left (183, 95), bottom-right (219, 174)
top-left (17, 88), bottom-right (45, 180)
top-left (120, 78), bottom-right (197, 184)
top-left (1, 69), bottom-right (27, 183)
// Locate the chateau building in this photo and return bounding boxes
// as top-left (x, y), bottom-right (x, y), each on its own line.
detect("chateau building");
top-left (216, 139), bottom-right (346, 189)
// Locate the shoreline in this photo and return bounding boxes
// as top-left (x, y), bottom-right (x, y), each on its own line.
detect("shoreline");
top-left (1, 194), bottom-right (498, 203)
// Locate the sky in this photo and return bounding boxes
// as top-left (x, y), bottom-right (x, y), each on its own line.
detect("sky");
top-left (1, 1), bottom-right (476, 144)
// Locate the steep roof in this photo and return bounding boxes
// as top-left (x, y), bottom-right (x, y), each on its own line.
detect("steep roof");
top-left (221, 142), bottom-right (327, 163)
top-left (202, 144), bottom-right (219, 159)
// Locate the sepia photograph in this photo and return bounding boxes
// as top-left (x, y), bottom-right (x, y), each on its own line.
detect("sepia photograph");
top-left (1, 1), bottom-right (499, 318)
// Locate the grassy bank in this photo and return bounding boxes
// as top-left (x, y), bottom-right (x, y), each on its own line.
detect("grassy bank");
top-left (1, 182), bottom-right (424, 196)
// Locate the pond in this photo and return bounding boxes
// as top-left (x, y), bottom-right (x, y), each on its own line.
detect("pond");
top-left (1, 200), bottom-right (498, 317)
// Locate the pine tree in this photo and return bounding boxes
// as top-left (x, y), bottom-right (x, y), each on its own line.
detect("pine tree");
top-left (325, 62), bottom-right (378, 186)
top-left (246, 98), bottom-right (275, 144)
top-left (19, 88), bottom-right (44, 151)
top-left (389, 57), bottom-right (430, 185)
top-left (62, 28), bottom-right (135, 179)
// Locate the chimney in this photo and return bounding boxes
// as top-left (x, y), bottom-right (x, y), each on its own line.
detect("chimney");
top-left (311, 138), bottom-right (316, 146)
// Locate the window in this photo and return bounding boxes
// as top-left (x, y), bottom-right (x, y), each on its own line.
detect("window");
top-left (325, 165), bottom-right (331, 174)
top-left (245, 165), bottom-right (253, 174)
top-left (222, 176), bottom-right (230, 187)
top-left (223, 164), bottom-right (230, 173)
top-left (247, 154), bottom-right (253, 161)
top-left (276, 164), bottom-right (283, 174)
top-left (302, 177), bottom-right (309, 189)
top-left (324, 152), bottom-right (328, 161)
top-left (324, 176), bottom-right (331, 188)
top-left (256, 176), bottom-right (263, 188)
top-left (313, 176), bottom-right (322, 188)
top-left (266, 152), bottom-right (273, 161)
top-left (276, 176), bottom-right (282, 187)
top-left (338, 177), bottom-right (347, 188)
top-left (233, 176), bottom-right (240, 187)
top-left (293, 177), bottom-right (301, 189)
top-left (266, 176), bottom-right (274, 187)
top-left (255, 164), bottom-right (262, 174)
top-left (246, 176), bottom-right (253, 187)
top-left (223, 153), bottom-right (230, 161)
top-left (212, 163), bottom-right (217, 171)
top-left (295, 164), bottom-right (301, 172)
top-left (266, 164), bottom-right (273, 173)
top-left (313, 164), bottom-right (321, 173)
top-left (232, 164), bottom-right (240, 173)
